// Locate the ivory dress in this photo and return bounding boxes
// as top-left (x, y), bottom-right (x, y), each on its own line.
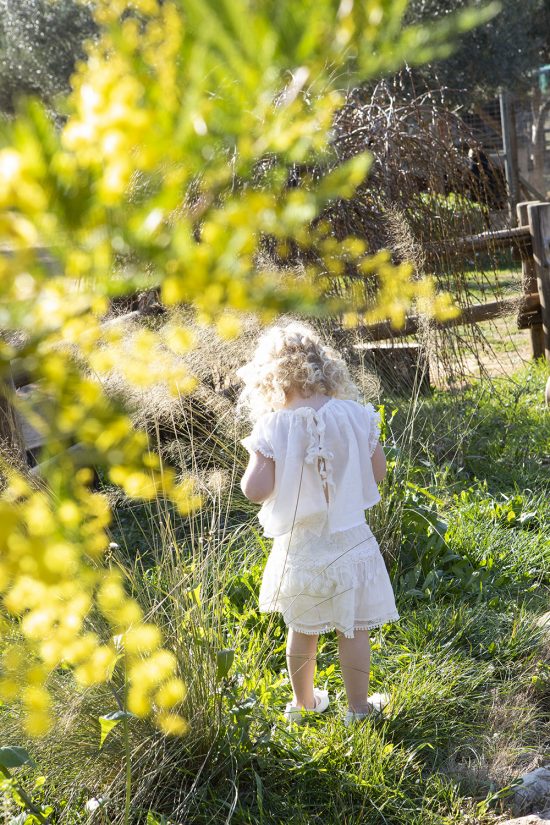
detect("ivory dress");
top-left (241, 398), bottom-right (399, 638)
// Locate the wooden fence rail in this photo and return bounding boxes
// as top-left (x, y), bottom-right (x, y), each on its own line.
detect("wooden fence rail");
top-left (358, 199), bottom-right (550, 367)
top-left (1, 200), bottom-right (550, 459)
top-left (1, 200), bottom-right (548, 362)
top-left (451, 224), bottom-right (532, 253)
top-left (353, 292), bottom-right (541, 343)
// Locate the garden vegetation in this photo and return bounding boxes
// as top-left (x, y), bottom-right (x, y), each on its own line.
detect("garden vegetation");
top-left (2, 1), bottom-right (548, 823)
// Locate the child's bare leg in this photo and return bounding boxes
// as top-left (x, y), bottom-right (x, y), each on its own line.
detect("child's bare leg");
top-left (337, 629), bottom-right (371, 713)
top-left (286, 629), bottom-right (318, 708)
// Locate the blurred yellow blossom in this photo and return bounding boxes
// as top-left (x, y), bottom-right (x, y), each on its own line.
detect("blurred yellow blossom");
top-left (155, 678), bottom-right (187, 710)
top-left (0, 0), bottom-right (485, 741)
top-left (123, 624), bottom-right (162, 655)
top-left (216, 314), bottom-right (243, 340)
top-left (156, 713), bottom-right (189, 737)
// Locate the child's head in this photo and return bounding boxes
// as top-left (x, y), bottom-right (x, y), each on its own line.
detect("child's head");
top-left (237, 320), bottom-right (358, 419)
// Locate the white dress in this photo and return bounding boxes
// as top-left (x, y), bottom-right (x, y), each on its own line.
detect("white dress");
top-left (241, 399), bottom-right (399, 638)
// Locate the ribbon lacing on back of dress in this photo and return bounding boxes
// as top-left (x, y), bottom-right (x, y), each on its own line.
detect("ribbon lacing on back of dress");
top-left (301, 409), bottom-right (335, 503)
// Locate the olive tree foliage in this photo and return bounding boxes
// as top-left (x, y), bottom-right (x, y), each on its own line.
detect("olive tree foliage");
top-left (405, 0), bottom-right (550, 192)
top-left (0, 0), bottom-right (97, 114)
top-left (0, 0), bottom-right (496, 737)
top-left (405, 0), bottom-right (550, 99)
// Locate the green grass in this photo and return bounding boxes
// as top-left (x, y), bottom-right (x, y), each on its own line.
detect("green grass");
top-left (1, 362), bottom-right (549, 824)
top-left (434, 261), bottom-right (530, 370)
top-left (460, 267), bottom-right (521, 304)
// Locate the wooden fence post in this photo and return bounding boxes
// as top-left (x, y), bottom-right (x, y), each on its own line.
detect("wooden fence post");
top-left (499, 89), bottom-right (520, 222)
top-left (527, 202), bottom-right (550, 365)
top-left (517, 201), bottom-right (544, 359)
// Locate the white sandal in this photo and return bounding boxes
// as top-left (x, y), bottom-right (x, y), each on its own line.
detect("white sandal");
top-left (344, 692), bottom-right (390, 727)
top-left (284, 688), bottom-right (330, 724)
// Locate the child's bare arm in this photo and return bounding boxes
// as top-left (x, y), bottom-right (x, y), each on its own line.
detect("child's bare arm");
top-left (371, 443), bottom-right (387, 484)
top-left (241, 451), bottom-right (275, 503)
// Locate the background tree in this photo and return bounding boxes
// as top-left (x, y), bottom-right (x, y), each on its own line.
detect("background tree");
top-left (0, 0), bottom-right (97, 114)
top-left (405, 0), bottom-right (549, 99)
top-left (405, 0), bottom-right (550, 193)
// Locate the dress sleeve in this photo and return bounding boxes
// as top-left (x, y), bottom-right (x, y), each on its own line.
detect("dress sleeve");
top-left (365, 403), bottom-right (381, 456)
top-left (241, 416), bottom-right (275, 460)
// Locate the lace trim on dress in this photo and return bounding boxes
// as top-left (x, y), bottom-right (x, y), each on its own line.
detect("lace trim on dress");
top-left (254, 445), bottom-right (275, 460)
top-left (267, 544), bottom-right (380, 594)
top-left (240, 434), bottom-right (274, 460)
top-left (288, 613), bottom-right (400, 638)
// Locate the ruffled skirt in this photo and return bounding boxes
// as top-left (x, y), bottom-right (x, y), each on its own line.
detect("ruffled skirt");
top-left (259, 519), bottom-right (399, 638)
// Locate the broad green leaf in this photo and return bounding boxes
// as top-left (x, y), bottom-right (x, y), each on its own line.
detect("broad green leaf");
top-left (98, 710), bottom-right (135, 749)
top-left (0, 746), bottom-right (36, 770)
top-left (181, 583), bottom-right (203, 609)
top-left (216, 648), bottom-right (235, 681)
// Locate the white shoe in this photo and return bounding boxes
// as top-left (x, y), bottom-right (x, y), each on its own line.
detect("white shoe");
top-left (344, 692), bottom-right (390, 727)
top-left (284, 688), bottom-right (330, 724)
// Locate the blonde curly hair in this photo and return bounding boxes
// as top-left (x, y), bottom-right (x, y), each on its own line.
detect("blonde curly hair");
top-left (237, 321), bottom-right (358, 421)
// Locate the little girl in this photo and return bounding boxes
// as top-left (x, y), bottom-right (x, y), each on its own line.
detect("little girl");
top-left (238, 321), bottom-right (399, 724)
